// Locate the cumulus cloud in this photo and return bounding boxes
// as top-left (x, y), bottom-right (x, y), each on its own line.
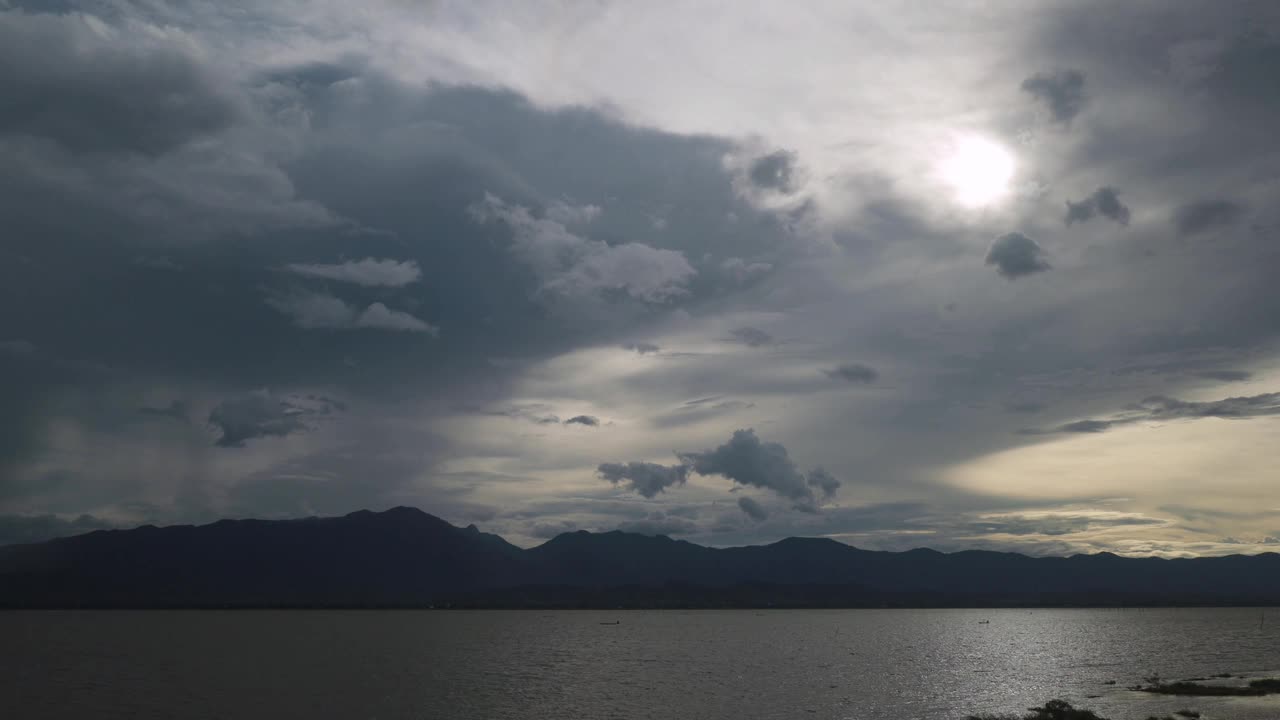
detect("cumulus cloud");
top-left (545, 201), bottom-right (602, 226)
top-left (677, 429), bottom-right (839, 511)
top-left (985, 233), bottom-right (1051, 279)
top-left (1064, 187), bottom-right (1130, 226)
top-left (806, 468), bottom-right (841, 499)
top-left (1174, 200), bottom-right (1244, 236)
top-left (728, 326), bottom-right (774, 347)
top-left (358, 303), bottom-right (438, 333)
top-left (207, 391), bottom-right (339, 448)
top-left (719, 257), bottom-right (773, 285)
top-left (285, 258), bottom-right (421, 287)
top-left (598, 461), bottom-right (690, 498)
top-left (564, 415), bottom-right (600, 427)
top-left (266, 291), bottom-right (438, 334)
top-left (737, 496), bottom-right (768, 522)
top-left (471, 194), bottom-right (695, 303)
top-left (1021, 69), bottom-right (1086, 123)
top-left (824, 363), bottom-right (878, 384)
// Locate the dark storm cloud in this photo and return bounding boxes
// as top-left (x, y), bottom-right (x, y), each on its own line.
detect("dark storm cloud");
top-left (1, 63), bottom-right (807, 526)
top-left (677, 429), bottom-right (838, 511)
top-left (1021, 69), bottom-right (1086, 123)
top-left (985, 233), bottom-right (1051, 279)
top-left (0, 513), bottom-right (115, 546)
top-left (137, 400), bottom-right (189, 423)
top-left (728, 326), bottom-right (774, 347)
top-left (1196, 370), bottom-right (1252, 382)
top-left (1026, 392), bottom-right (1280, 435)
top-left (805, 468), bottom-right (841, 500)
top-left (207, 392), bottom-right (339, 448)
top-left (224, 425), bottom-right (454, 520)
top-left (1064, 187), bottom-right (1130, 226)
top-left (0, 340), bottom-right (37, 356)
top-left (1204, 31), bottom-right (1280, 111)
top-left (1, 59), bottom-right (777, 393)
top-left (737, 496), bottom-right (768, 522)
top-left (747, 150), bottom-right (799, 193)
top-left (622, 342), bottom-right (661, 354)
top-left (1173, 200), bottom-right (1245, 236)
top-left (0, 11), bottom-right (238, 155)
top-left (823, 363), bottom-right (878, 384)
top-left (597, 462), bottom-right (690, 498)
top-left (564, 415), bottom-right (600, 427)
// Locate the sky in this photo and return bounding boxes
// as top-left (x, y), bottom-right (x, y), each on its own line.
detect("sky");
top-left (2, 0), bottom-right (1279, 557)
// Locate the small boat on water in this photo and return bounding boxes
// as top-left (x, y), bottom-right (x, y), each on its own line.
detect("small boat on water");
top-left (599, 620), bottom-right (621, 625)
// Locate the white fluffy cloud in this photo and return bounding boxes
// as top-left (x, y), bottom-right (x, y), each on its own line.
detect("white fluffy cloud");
top-left (266, 291), bottom-right (438, 335)
top-left (285, 258), bottom-right (421, 287)
top-left (471, 193), bottom-right (696, 303)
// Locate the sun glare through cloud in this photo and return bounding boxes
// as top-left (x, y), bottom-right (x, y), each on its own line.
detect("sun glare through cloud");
top-left (937, 135), bottom-right (1016, 208)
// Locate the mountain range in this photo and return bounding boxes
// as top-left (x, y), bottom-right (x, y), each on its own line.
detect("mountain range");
top-left (2, 506), bottom-right (1278, 608)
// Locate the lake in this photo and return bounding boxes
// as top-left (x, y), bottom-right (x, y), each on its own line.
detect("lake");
top-left (2, 608), bottom-right (1278, 719)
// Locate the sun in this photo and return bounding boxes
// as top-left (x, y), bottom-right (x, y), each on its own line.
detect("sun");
top-left (937, 135), bottom-right (1016, 208)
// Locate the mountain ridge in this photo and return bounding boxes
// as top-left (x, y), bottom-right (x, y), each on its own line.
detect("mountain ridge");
top-left (2, 506), bottom-right (1279, 608)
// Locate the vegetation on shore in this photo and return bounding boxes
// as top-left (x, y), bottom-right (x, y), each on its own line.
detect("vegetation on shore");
top-left (1132, 675), bottom-right (1280, 696)
top-left (966, 678), bottom-right (1280, 720)
top-left (965, 699), bottom-right (1199, 720)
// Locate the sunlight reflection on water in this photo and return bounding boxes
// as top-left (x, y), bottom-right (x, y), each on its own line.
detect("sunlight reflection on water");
top-left (2, 608), bottom-right (1278, 719)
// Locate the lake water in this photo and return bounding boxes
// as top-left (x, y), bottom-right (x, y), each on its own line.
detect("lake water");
top-left (3, 608), bottom-right (1279, 719)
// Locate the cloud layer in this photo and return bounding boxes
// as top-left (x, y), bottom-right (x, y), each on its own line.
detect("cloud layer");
top-left (2, 1), bottom-right (1279, 558)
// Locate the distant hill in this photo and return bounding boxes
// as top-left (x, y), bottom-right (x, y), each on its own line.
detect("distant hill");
top-left (2, 507), bottom-right (1279, 608)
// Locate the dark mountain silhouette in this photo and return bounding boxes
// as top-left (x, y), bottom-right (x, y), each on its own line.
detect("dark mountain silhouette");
top-left (3, 507), bottom-right (1279, 608)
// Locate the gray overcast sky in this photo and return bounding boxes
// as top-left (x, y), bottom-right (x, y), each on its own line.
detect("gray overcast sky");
top-left (2, 0), bottom-right (1280, 556)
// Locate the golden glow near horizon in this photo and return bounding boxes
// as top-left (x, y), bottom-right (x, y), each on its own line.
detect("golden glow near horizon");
top-left (937, 135), bottom-right (1016, 208)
